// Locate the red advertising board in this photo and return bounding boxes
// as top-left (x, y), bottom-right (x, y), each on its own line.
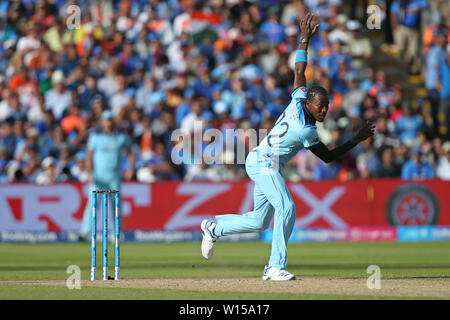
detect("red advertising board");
top-left (0, 180), bottom-right (449, 232)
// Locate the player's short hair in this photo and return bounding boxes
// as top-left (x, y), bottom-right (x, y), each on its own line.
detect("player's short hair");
top-left (306, 86), bottom-right (329, 103)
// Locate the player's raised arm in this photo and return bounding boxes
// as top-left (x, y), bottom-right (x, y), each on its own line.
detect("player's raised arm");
top-left (293, 13), bottom-right (319, 90)
top-left (308, 121), bottom-right (376, 163)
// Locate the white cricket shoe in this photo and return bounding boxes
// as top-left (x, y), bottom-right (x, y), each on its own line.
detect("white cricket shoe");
top-left (201, 219), bottom-right (218, 259)
top-left (262, 265), bottom-right (296, 281)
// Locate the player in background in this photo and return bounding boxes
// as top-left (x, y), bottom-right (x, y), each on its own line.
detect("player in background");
top-left (200, 12), bottom-right (375, 280)
top-left (79, 110), bottom-right (134, 241)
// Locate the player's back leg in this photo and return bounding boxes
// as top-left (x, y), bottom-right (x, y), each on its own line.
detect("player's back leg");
top-left (201, 184), bottom-right (274, 259)
top-left (213, 184), bottom-right (275, 236)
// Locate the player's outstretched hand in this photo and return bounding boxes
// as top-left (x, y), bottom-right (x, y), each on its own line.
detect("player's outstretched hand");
top-left (351, 121), bottom-right (376, 144)
top-left (299, 12), bottom-right (319, 40)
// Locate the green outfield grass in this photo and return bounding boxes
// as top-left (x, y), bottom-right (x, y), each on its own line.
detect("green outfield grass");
top-left (0, 241), bottom-right (449, 299)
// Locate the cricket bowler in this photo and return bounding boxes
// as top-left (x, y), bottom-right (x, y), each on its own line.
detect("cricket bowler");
top-left (201, 12), bottom-right (375, 280)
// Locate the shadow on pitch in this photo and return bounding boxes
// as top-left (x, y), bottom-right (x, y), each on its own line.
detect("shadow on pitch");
top-left (336, 275), bottom-right (450, 280)
top-left (287, 263), bottom-right (450, 270)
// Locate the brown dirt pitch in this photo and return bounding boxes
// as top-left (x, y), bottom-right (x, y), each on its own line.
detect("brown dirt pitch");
top-left (3, 277), bottom-right (450, 298)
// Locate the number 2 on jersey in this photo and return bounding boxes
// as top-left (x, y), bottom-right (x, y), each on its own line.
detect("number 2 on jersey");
top-left (268, 111), bottom-right (289, 147)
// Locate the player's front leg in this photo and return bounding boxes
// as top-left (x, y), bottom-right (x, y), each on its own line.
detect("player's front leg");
top-left (262, 201), bottom-right (296, 281)
top-left (262, 265), bottom-right (296, 281)
top-left (258, 173), bottom-right (297, 280)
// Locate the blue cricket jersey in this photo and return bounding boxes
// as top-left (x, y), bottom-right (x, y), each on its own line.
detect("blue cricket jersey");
top-left (255, 86), bottom-right (320, 167)
top-left (87, 131), bottom-right (131, 183)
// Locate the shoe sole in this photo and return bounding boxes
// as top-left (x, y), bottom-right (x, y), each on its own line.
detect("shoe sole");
top-left (201, 220), bottom-right (215, 259)
top-left (200, 220), bottom-right (208, 235)
top-left (262, 276), bottom-right (296, 281)
top-left (262, 274), bottom-right (296, 281)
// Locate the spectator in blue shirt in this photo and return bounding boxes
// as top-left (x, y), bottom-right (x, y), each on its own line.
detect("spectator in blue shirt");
top-left (78, 75), bottom-right (106, 111)
top-left (401, 147), bottom-right (435, 180)
top-left (359, 67), bottom-right (376, 91)
top-left (259, 6), bottom-right (285, 44)
top-left (438, 48), bottom-right (450, 139)
top-left (395, 105), bottom-right (425, 146)
top-left (311, 22), bottom-right (331, 55)
top-left (426, 33), bottom-right (447, 91)
top-left (320, 40), bottom-right (352, 81)
top-left (425, 32), bottom-right (447, 135)
top-left (390, 0), bottom-right (428, 74)
top-left (222, 77), bottom-right (246, 121)
top-left (372, 146), bottom-right (401, 178)
top-left (118, 41), bottom-right (146, 76)
top-left (192, 68), bottom-right (214, 101)
top-left (314, 159), bottom-right (342, 180)
top-left (0, 118), bottom-right (19, 160)
top-left (0, 142), bottom-right (8, 180)
top-left (135, 75), bottom-right (156, 114)
top-left (243, 97), bottom-right (262, 128)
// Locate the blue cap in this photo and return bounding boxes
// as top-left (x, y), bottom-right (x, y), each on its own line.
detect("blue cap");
top-left (101, 110), bottom-right (113, 119)
top-left (319, 22), bottom-right (330, 31)
top-left (201, 110), bottom-right (214, 121)
top-left (183, 88), bottom-right (194, 99)
top-left (239, 64), bottom-right (263, 82)
top-left (288, 15), bottom-right (297, 23)
top-left (351, 105), bottom-right (360, 117)
top-left (212, 101), bottom-right (228, 114)
top-left (34, 122), bottom-right (47, 134)
top-left (125, 88), bottom-right (135, 98)
top-left (75, 151), bottom-right (85, 161)
top-left (212, 83), bottom-right (223, 92)
top-left (68, 130), bottom-right (78, 141)
top-left (92, 46), bottom-right (103, 56)
top-left (150, 92), bottom-right (165, 105)
top-left (216, 53), bottom-right (229, 64)
top-left (345, 71), bottom-right (358, 82)
top-left (231, 105), bottom-right (246, 120)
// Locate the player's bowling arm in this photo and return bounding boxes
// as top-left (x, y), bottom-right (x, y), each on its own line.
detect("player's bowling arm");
top-left (293, 55), bottom-right (307, 88)
top-left (293, 38), bottom-right (309, 88)
top-left (293, 12), bottom-right (319, 89)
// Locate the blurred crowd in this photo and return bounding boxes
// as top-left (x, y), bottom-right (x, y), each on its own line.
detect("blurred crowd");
top-left (0, 0), bottom-right (450, 184)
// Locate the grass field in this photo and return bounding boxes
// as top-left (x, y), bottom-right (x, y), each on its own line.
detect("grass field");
top-left (0, 241), bottom-right (450, 299)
